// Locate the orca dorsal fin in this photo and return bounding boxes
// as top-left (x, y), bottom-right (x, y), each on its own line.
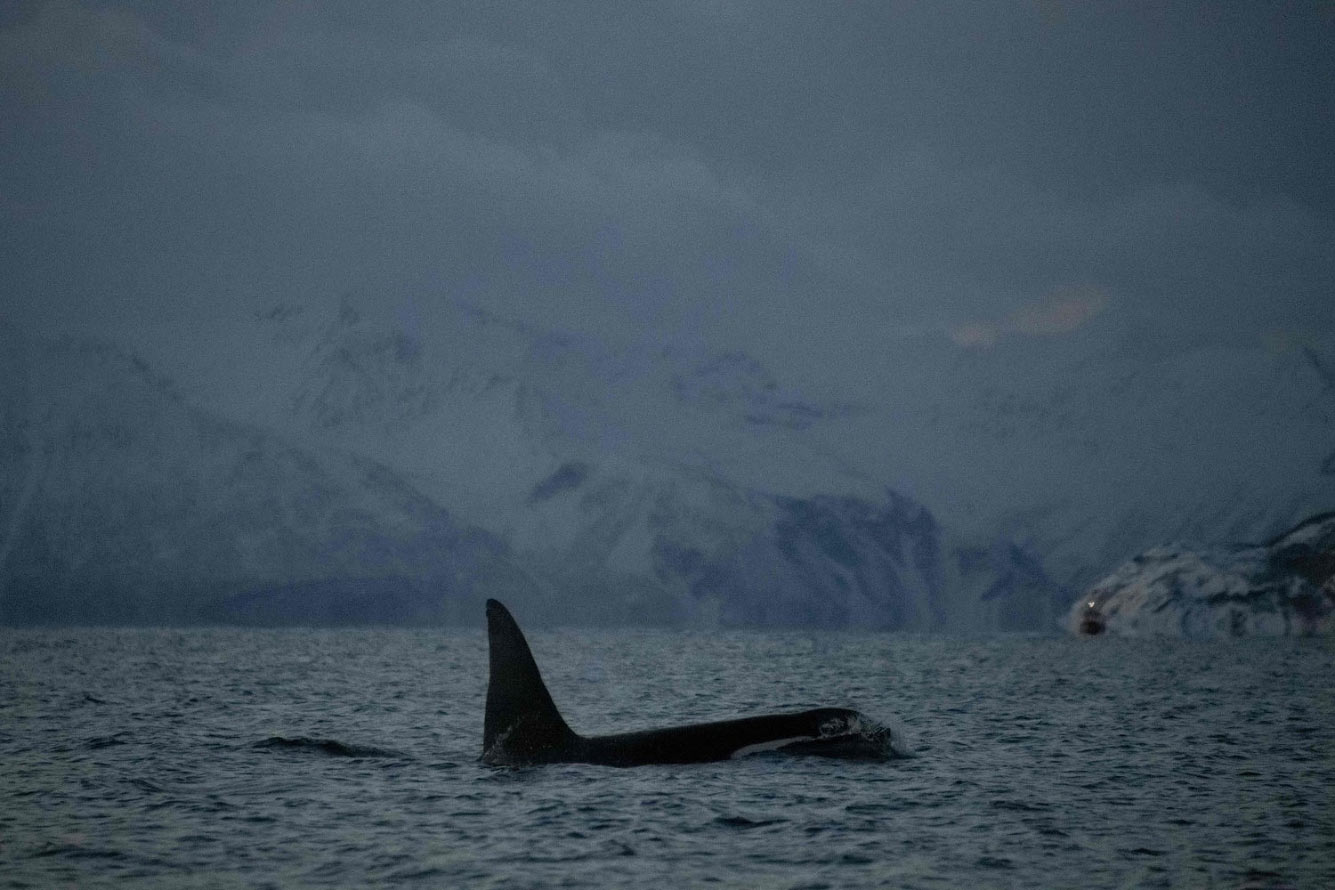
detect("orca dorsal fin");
top-left (483, 599), bottom-right (577, 763)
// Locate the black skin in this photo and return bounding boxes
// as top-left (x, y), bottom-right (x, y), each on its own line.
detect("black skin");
top-left (482, 599), bottom-right (891, 767)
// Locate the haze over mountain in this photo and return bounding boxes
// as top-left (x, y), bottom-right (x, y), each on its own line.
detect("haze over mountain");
top-left (3, 295), bottom-right (1331, 628)
top-left (2, 2), bottom-right (1332, 626)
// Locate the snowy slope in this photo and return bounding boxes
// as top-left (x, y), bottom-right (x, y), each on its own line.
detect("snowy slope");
top-left (801, 320), bottom-right (1335, 603)
top-left (234, 302), bottom-right (947, 628)
top-left (1065, 513), bottom-right (1335, 638)
top-left (0, 336), bottom-right (538, 624)
top-left (211, 298), bottom-right (870, 512)
top-left (10, 294), bottom-right (1331, 629)
top-left (0, 325), bottom-right (949, 628)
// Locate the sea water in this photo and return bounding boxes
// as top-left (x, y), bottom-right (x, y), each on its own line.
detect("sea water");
top-left (2, 627), bottom-right (1332, 889)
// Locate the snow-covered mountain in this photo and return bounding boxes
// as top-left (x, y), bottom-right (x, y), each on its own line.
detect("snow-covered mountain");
top-left (4, 295), bottom-right (1332, 629)
top-left (213, 297), bottom-right (1329, 631)
top-left (1066, 512), bottom-right (1335, 638)
top-left (235, 299), bottom-right (978, 628)
top-left (800, 319), bottom-right (1335, 602)
top-left (0, 336), bottom-right (537, 624)
top-left (209, 297), bottom-right (871, 515)
top-left (0, 324), bottom-right (948, 627)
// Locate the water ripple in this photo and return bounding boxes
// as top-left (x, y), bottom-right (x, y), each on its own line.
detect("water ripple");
top-left (2, 629), bottom-right (1333, 888)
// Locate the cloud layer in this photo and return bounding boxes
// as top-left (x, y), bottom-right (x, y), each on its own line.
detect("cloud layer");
top-left (3, 1), bottom-right (1333, 391)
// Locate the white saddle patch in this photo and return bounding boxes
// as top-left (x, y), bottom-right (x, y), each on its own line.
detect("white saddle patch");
top-left (730, 736), bottom-right (814, 758)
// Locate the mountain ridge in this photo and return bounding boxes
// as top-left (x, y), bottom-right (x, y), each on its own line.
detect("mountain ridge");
top-left (5, 297), bottom-right (1331, 629)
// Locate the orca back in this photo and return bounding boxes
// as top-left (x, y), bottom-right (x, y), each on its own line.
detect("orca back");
top-left (481, 598), bottom-right (903, 766)
top-left (483, 599), bottom-right (578, 763)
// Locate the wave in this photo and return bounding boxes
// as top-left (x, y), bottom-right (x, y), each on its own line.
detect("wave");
top-left (252, 736), bottom-right (407, 759)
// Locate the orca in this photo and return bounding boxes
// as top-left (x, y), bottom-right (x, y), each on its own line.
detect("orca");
top-left (482, 599), bottom-right (901, 767)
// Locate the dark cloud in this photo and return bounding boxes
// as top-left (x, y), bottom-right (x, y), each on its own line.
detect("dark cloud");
top-left (2, 1), bottom-right (1332, 384)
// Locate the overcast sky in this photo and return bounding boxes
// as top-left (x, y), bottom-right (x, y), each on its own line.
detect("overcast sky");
top-left (3, 1), bottom-right (1333, 391)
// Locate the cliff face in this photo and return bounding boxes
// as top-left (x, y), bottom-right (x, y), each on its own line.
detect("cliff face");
top-left (1068, 513), bottom-right (1335, 638)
